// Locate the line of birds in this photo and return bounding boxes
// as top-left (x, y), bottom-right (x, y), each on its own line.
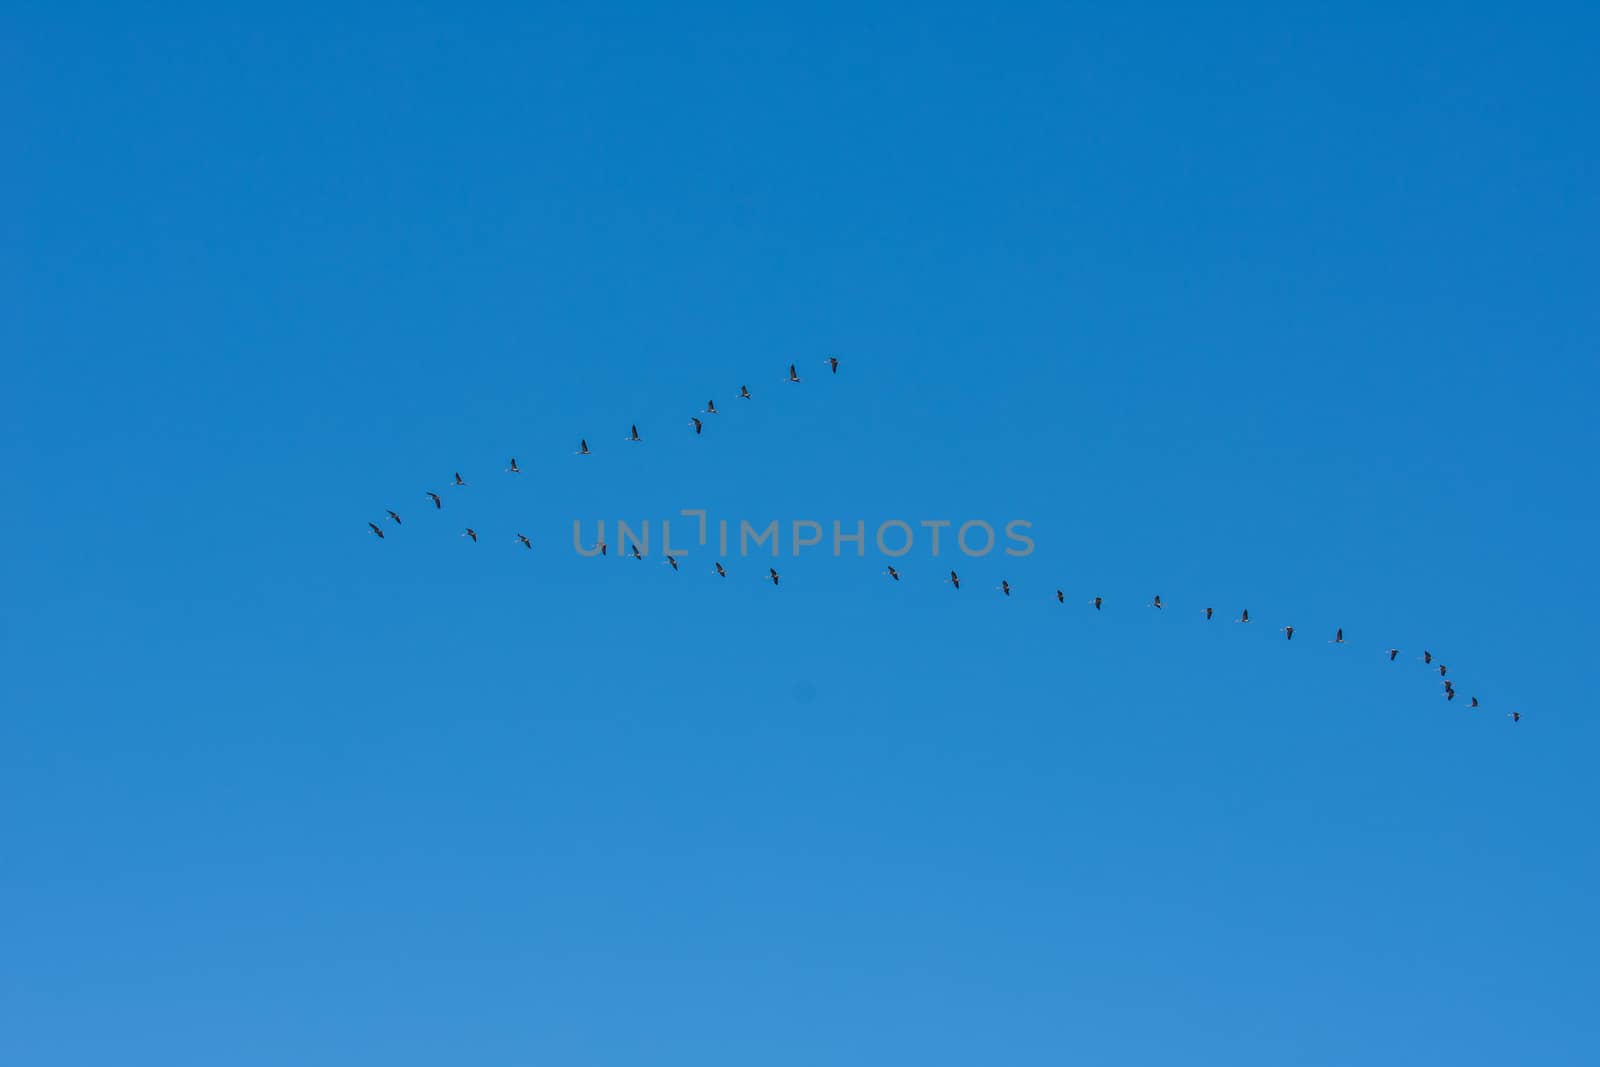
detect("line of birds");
top-left (364, 356), bottom-right (1521, 724)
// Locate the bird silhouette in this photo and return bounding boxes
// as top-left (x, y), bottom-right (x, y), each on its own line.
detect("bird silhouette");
top-left (1508, 712), bottom-right (1521, 723)
top-left (739, 385), bottom-right (752, 399)
top-left (704, 400), bottom-right (719, 415)
top-left (886, 566), bottom-right (900, 581)
top-left (506, 457), bottom-right (520, 473)
top-left (1150, 594), bottom-right (1163, 609)
top-left (825, 357), bottom-right (839, 374)
top-left (690, 417), bottom-right (703, 435)
top-left (1237, 608), bottom-right (1250, 623)
top-left (576, 440), bottom-right (591, 456)
top-left (1330, 628), bottom-right (1345, 644)
top-left (368, 522), bottom-right (385, 539)
top-left (768, 567), bottom-right (780, 586)
top-left (627, 424), bottom-right (641, 442)
top-left (426, 492), bottom-right (442, 509)
top-left (1281, 626), bottom-right (1294, 640)
top-left (386, 510), bottom-right (402, 525)
top-left (715, 562), bottom-right (727, 577)
top-left (1388, 648), bottom-right (1399, 661)
top-left (517, 534), bottom-right (532, 549)
top-left (630, 543), bottom-right (643, 561)
top-left (1469, 696), bottom-right (1480, 708)
top-left (1000, 580), bottom-right (1011, 597)
top-left (1203, 607), bottom-right (1214, 620)
top-left (787, 363), bottom-right (802, 383)
top-left (665, 555), bottom-right (679, 571)
top-left (463, 528), bottom-right (477, 542)
top-left (947, 570), bottom-right (961, 590)
top-left (1056, 589), bottom-right (1065, 603)
top-left (453, 472), bottom-right (467, 486)
top-left (1092, 596), bottom-right (1103, 610)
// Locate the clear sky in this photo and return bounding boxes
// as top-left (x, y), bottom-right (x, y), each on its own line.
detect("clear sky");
top-left (5, 3), bottom-right (1599, 1064)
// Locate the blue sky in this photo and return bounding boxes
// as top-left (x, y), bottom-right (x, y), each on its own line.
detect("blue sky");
top-left (5, 3), bottom-right (1599, 1063)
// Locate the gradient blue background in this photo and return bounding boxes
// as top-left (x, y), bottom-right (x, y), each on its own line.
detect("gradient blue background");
top-left (6, 4), bottom-right (1598, 1063)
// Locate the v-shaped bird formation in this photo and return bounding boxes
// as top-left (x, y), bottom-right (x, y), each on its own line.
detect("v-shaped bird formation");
top-left (365, 357), bottom-right (1522, 725)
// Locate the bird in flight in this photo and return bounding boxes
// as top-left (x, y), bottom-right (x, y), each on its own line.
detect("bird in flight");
top-left (715, 562), bottom-right (727, 578)
top-left (665, 555), bottom-right (679, 571)
top-left (1203, 607), bottom-right (1214, 620)
top-left (825, 357), bottom-right (839, 374)
top-left (1439, 664), bottom-right (1448, 678)
top-left (577, 440), bottom-right (591, 456)
top-left (1056, 589), bottom-right (1065, 604)
top-left (1508, 712), bottom-right (1521, 723)
top-left (1330, 628), bottom-right (1345, 644)
top-left (1000, 580), bottom-right (1012, 597)
top-left (628, 424), bottom-right (642, 442)
top-left (629, 543), bottom-right (643, 561)
top-left (787, 363), bottom-right (802, 383)
top-left (704, 400), bottom-right (719, 415)
top-left (886, 566), bottom-right (900, 581)
top-left (463, 528), bottom-right (478, 542)
top-left (1091, 596), bottom-right (1103, 610)
top-left (453, 472), bottom-right (467, 486)
top-left (1388, 648), bottom-right (1399, 661)
top-left (506, 457), bottom-right (520, 473)
top-left (1150, 594), bottom-right (1163, 609)
top-left (1422, 650), bottom-right (1433, 664)
top-left (1281, 625), bottom-right (1294, 640)
top-left (517, 534), bottom-right (532, 549)
top-left (947, 570), bottom-right (961, 590)
top-left (1469, 696), bottom-right (1480, 708)
top-left (386, 510), bottom-right (402, 525)
top-left (594, 540), bottom-right (608, 556)
top-left (368, 521), bottom-right (385, 539)
top-left (739, 385), bottom-right (752, 400)
top-left (768, 567), bottom-right (780, 586)
top-left (426, 491), bottom-right (442, 509)
top-left (1237, 608), bottom-right (1251, 623)
top-left (690, 417), bottom-right (703, 435)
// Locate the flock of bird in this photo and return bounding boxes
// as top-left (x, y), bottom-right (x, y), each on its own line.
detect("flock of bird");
top-left (366, 356), bottom-right (1522, 724)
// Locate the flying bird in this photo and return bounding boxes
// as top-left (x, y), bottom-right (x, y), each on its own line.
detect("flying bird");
top-left (628, 424), bottom-right (642, 442)
top-left (426, 491), bottom-right (442, 509)
top-left (787, 363), bottom-right (801, 383)
top-left (463, 528), bottom-right (477, 542)
top-left (739, 385), bottom-right (752, 399)
top-left (1422, 650), bottom-right (1433, 664)
top-left (1330, 628), bottom-right (1345, 644)
top-left (386, 510), bottom-right (402, 525)
top-left (517, 534), bottom-right (532, 549)
top-left (1388, 648), bottom-right (1399, 661)
top-left (1281, 626), bottom-right (1294, 640)
top-left (690, 417), bottom-right (703, 434)
top-left (665, 555), bottom-right (679, 571)
top-left (577, 440), bottom-right (591, 456)
top-left (506, 457), bottom-right (520, 473)
top-left (1150, 594), bottom-right (1163, 609)
top-left (1237, 608), bottom-right (1250, 623)
top-left (1469, 697), bottom-right (1480, 708)
top-left (704, 400), bottom-right (719, 415)
top-left (595, 540), bottom-right (608, 556)
top-left (999, 580), bottom-right (1011, 597)
top-left (768, 567), bottom-right (780, 586)
top-left (629, 543), bottom-right (643, 560)
top-left (1508, 712), bottom-right (1521, 723)
top-left (947, 570), bottom-right (961, 590)
top-left (1439, 664), bottom-right (1448, 678)
top-left (1203, 607), bottom-right (1214, 620)
top-left (825, 357), bottom-right (839, 374)
top-left (453, 472), bottom-right (467, 486)
top-left (368, 522), bottom-right (385, 539)
top-left (1056, 589), bottom-right (1065, 603)
top-left (715, 562), bottom-right (727, 577)
top-left (1091, 596), bottom-right (1103, 610)
top-left (886, 566), bottom-right (900, 581)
